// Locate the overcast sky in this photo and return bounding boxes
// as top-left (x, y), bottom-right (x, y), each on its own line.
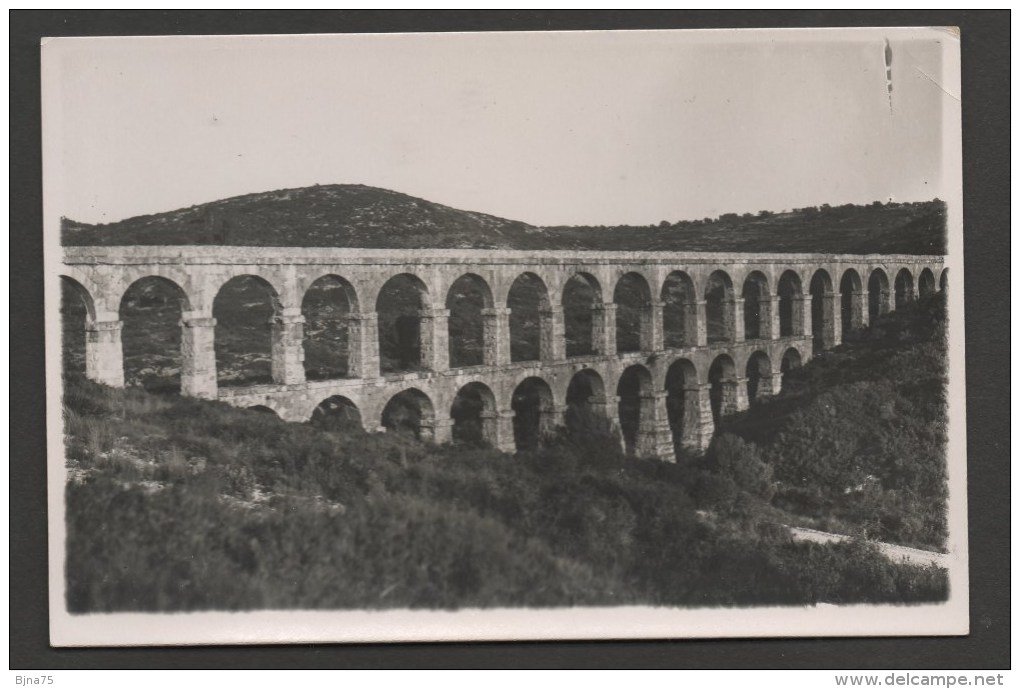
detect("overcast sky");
top-left (45, 28), bottom-right (953, 226)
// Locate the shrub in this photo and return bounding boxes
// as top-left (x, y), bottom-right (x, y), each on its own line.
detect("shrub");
top-left (691, 472), bottom-right (739, 511)
top-left (710, 434), bottom-right (776, 501)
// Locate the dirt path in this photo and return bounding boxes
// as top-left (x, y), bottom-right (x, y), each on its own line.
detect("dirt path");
top-left (788, 526), bottom-right (948, 568)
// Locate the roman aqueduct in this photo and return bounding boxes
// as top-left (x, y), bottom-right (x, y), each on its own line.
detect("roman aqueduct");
top-left (60, 246), bottom-right (946, 461)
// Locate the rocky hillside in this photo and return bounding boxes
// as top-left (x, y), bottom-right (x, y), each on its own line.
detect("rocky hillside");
top-left (62, 184), bottom-right (947, 254)
top-left (61, 185), bottom-right (538, 250)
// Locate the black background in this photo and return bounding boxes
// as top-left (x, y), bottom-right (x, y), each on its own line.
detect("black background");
top-left (10, 10), bottom-right (1010, 669)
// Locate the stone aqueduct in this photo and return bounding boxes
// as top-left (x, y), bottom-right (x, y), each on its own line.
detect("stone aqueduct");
top-left (61, 246), bottom-right (945, 461)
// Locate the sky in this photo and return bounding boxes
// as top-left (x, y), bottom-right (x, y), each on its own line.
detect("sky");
top-left (44, 28), bottom-right (954, 227)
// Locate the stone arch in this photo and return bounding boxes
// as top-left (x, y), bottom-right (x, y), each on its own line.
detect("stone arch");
top-left (303, 272), bottom-right (362, 312)
top-left (741, 271), bottom-right (771, 341)
top-left (121, 275), bottom-right (191, 307)
top-left (777, 270), bottom-right (804, 337)
top-left (708, 353), bottom-right (742, 426)
top-left (809, 269), bottom-right (836, 354)
top-left (894, 268), bottom-right (915, 309)
top-left (565, 368), bottom-right (612, 436)
top-left (563, 272), bottom-right (603, 357)
top-left (507, 271), bottom-right (552, 363)
top-left (780, 346), bottom-right (803, 393)
top-left (661, 270), bottom-right (698, 348)
top-left (380, 387), bottom-right (436, 441)
top-left (616, 364), bottom-right (653, 456)
top-left (218, 268), bottom-right (287, 301)
top-left (704, 270), bottom-right (736, 343)
top-left (309, 395), bottom-right (363, 433)
top-left (939, 267), bottom-right (948, 292)
top-left (744, 350), bottom-right (774, 405)
top-left (450, 381), bottom-right (499, 447)
top-left (446, 273), bottom-right (495, 369)
top-left (665, 358), bottom-right (708, 453)
top-left (119, 276), bottom-right (191, 393)
top-left (839, 268), bottom-right (864, 338)
top-left (918, 268), bottom-right (937, 299)
top-left (868, 268), bottom-right (891, 320)
top-left (111, 267), bottom-right (196, 312)
top-left (376, 273), bottom-right (433, 374)
top-left (511, 376), bottom-right (556, 451)
top-left (781, 346), bottom-right (802, 372)
top-left (301, 275), bottom-right (359, 381)
top-left (613, 272), bottom-right (652, 353)
top-left (248, 405), bottom-right (280, 417)
top-left (60, 275), bottom-right (98, 323)
top-left (213, 275), bottom-right (283, 387)
top-left (60, 276), bottom-right (97, 379)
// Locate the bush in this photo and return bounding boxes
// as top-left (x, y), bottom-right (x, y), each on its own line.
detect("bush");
top-left (709, 434), bottom-right (776, 501)
top-left (691, 472), bottom-right (739, 511)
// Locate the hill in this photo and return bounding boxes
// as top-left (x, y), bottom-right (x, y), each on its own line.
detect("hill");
top-left (542, 201), bottom-right (947, 255)
top-left (61, 185), bottom-right (536, 250)
top-left (62, 184), bottom-right (947, 254)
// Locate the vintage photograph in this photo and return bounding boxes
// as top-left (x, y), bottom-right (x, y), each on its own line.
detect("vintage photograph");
top-left (42, 27), bottom-right (966, 645)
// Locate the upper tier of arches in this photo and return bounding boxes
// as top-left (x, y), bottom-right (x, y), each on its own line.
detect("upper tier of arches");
top-left (60, 252), bottom-right (945, 396)
top-left (62, 256), bottom-right (944, 334)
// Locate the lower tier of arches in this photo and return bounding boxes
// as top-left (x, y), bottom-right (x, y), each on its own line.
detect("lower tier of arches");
top-left (214, 337), bottom-right (811, 461)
